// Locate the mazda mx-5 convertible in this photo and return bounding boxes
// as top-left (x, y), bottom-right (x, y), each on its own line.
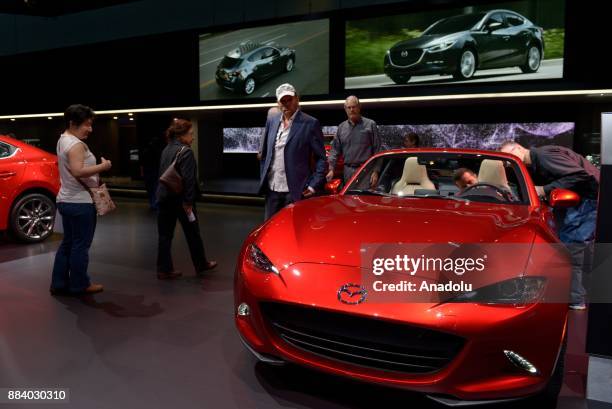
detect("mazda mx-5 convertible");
top-left (235, 149), bottom-right (577, 407)
top-left (384, 10), bottom-right (544, 84)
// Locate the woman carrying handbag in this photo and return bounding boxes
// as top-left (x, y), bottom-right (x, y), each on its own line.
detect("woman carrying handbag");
top-left (50, 105), bottom-right (112, 295)
top-left (156, 118), bottom-right (217, 279)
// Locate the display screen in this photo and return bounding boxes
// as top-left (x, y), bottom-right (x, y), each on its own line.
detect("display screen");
top-left (345, 0), bottom-right (565, 90)
top-left (223, 122), bottom-right (574, 153)
top-left (199, 19), bottom-right (329, 101)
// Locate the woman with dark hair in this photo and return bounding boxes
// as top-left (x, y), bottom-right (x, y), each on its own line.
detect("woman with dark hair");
top-left (156, 118), bottom-right (217, 279)
top-left (50, 104), bottom-right (112, 295)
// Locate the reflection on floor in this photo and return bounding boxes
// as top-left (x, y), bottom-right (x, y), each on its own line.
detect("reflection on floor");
top-left (0, 199), bottom-right (592, 409)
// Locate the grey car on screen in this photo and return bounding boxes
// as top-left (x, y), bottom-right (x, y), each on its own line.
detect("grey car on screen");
top-left (215, 41), bottom-right (296, 95)
top-left (383, 10), bottom-right (544, 84)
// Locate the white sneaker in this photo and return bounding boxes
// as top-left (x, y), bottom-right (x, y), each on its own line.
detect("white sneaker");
top-left (569, 303), bottom-right (586, 311)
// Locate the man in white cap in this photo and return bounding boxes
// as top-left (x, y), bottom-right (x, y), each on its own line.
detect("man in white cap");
top-left (258, 83), bottom-right (326, 219)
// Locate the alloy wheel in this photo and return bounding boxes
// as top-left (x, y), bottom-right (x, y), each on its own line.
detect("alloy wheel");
top-left (244, 78), bottom-right (256, 95)
top-left (460, 50), bottom-right (476, 78)
top-left (528, 46), bottom-right (541, 71)
top-left (14, 195), bottom-right (55, 241)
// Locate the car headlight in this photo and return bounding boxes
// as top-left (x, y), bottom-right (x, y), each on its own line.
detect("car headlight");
top-left (426, 40), bottom-right (457, 53)
top-left (450, 277), bottom-right (546, 304)
top-left (246, 244), bottom-right (279, 275)
top-left (386, 49), bottom-right (390, 55)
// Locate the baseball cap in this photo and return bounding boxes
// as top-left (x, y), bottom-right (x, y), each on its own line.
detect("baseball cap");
top-left (276, 83), bottom-right (296, 101)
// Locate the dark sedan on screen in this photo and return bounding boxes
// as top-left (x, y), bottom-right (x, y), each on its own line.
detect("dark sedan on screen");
top-left (215, 41), bottom-right (296, 95)
top-left (384, 10), bottom-right (544, 84)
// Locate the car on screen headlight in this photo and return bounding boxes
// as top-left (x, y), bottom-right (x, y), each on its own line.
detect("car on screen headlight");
top-left (235, 148), bottom-right (576, 407)
top-left (383, 9), bottom-right (544, 84)
top-left (215, 41), bottom-right (296, 95)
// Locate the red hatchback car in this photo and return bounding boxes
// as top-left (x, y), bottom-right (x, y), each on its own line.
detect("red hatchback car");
top-left (0, 135), bottom-right (59, 242)
top-left (235, 149), bottom-right (578, 407)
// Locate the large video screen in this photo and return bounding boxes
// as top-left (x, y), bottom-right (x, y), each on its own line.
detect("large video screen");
top-left (345, 0), bottom-right (565, 90)
top-left (223, 122), bottom-right (574, 153)
top-left (199, 19), bottom-right (329, 101)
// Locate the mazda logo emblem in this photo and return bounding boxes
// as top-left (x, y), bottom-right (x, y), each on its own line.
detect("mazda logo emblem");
top-left (337, 283), bottom-right (368, 305)
top-left (401, 50), bottom-right (409, 58)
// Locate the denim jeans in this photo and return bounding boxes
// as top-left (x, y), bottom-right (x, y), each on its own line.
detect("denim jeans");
top-left (51, 202), bottom-right (97, 293)
top-left (557, 199), bottom-right (597, 304)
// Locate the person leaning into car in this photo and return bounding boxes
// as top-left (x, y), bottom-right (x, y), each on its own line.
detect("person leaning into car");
top-left (50, 104), bottom-right (111, 296)
top-left (259, 83), bottom-right (327, 220)
top-left (326, 96), bottom-right (381, 186)
top-left (156, 118), bottom-right (217, 279)
top-left (500, 141), bottom-right (600, 310)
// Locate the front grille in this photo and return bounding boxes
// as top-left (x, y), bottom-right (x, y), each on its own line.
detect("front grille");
top-left (260, 302), bottom-right (464, 374)
top-left (390, 48), bottom-right (423, 66)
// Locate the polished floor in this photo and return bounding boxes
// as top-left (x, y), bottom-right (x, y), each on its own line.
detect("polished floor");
top-left (0, 199), bottom-right (594, 409)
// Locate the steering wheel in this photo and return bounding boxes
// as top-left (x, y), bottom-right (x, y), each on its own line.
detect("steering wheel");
top-left (458, 183), bottom-right (514, 202)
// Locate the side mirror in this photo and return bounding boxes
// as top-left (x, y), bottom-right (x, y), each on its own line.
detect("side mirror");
top-left (548, 188), bottom-right (580, 208)
top-left (486, 21), bottom-right (502, 32)
top-left (325, 179), bottom-right (342, 194)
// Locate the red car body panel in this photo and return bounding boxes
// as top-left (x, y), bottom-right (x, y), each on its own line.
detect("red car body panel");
top-left (235, 148), bottom-right (570, 401)
top-left (0, 136), bottom-right (59, 231)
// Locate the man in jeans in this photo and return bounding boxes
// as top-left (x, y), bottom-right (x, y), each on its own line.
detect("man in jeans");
top-left (259, 83), bottom-right (326, 220)
top-left (500, 141), bottom-right (600, 310)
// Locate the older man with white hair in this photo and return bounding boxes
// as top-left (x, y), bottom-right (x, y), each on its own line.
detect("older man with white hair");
top-left (327, 95), bottom-right (381, 186)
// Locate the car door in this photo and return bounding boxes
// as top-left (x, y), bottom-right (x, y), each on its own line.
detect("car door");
top-left (265, 47), bottom-right (283, 75)
top-left (259, 47), bottom-right (281, 80)
top-left (247, 49), bottom-right (265, 81)
top-left (504, 13), bottom-right (531, 64)
top-left (474, 12), bottom-right (513, 68)
top-left (0, 141), bottom-right (25, 223)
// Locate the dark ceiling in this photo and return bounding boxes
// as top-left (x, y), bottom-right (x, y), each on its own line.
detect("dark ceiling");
top-left (0, 0), bottom-right (142, 17)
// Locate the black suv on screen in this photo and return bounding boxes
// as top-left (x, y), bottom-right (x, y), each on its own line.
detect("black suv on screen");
top-left (215, 41), bottom-right (296, 95)
top-left (384, 10), bottom-right (544, 84)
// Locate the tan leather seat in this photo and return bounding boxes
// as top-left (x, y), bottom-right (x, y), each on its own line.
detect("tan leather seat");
top-left (391, 157), bottom-right (435, 196)
top-left (478, 159), bottom-right (510, 190)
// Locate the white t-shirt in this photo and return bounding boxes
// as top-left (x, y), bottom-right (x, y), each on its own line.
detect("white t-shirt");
top-left (56, 133), bottom-right (98, 203)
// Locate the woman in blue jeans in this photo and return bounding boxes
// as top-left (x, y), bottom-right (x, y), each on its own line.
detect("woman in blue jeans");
top-left (50, 105), bottom-right (112, 295)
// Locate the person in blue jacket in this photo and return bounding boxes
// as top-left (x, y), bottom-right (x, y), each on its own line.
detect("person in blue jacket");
top-left (259, 83), bottom-right (326, 220)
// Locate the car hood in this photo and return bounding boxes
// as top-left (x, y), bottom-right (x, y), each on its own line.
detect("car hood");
top-left (391, 33), bottom-right (465, 50)
top-left (255, 195), bottom-right (536, 271)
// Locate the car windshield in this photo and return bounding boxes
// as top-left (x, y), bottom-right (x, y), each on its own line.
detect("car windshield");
top-left (344, 152), bottom-right (529, 205)
top-left (424, 13), bottom-right (486, 35)
top-left (219, 56), bottom-right (242, 69)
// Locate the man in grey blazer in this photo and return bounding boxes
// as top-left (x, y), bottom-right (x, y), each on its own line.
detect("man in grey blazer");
top-left (259, 83), bottom-right (326, 220)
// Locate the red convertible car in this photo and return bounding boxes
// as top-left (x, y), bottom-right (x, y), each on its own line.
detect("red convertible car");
top-left (235, 149), bottom-right (577, 407)
top-left (0, 135), bottom-right (59, 242)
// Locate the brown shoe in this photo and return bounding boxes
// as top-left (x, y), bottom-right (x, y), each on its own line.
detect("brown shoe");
top-left (197, 261), bottom-right (218, 274)
top-left (157, 270), bottom-right (182, 280)
top-left (84, 284), bottom-right (104, 294)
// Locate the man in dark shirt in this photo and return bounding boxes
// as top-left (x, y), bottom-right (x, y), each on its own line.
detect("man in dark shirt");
top-left (326, 96), bottom-right (381, 186)
top-left (500, 141), bottom-right (600, 310)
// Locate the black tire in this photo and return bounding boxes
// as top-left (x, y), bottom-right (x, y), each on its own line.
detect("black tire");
top-left (389, 75), bottom-right (411, 84)
top-left (453, 48), bottom-right (477, 80)
top-left (284, 58), bottom-right (294, 73)
top-left (243, 77), bottom-right (256, 95)
top-left (9, 193), bottom-right (56, 243)
top-left (528, 333), bottom-right (566, 409)
top-left (520, 44), bottom-right (542, 73)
